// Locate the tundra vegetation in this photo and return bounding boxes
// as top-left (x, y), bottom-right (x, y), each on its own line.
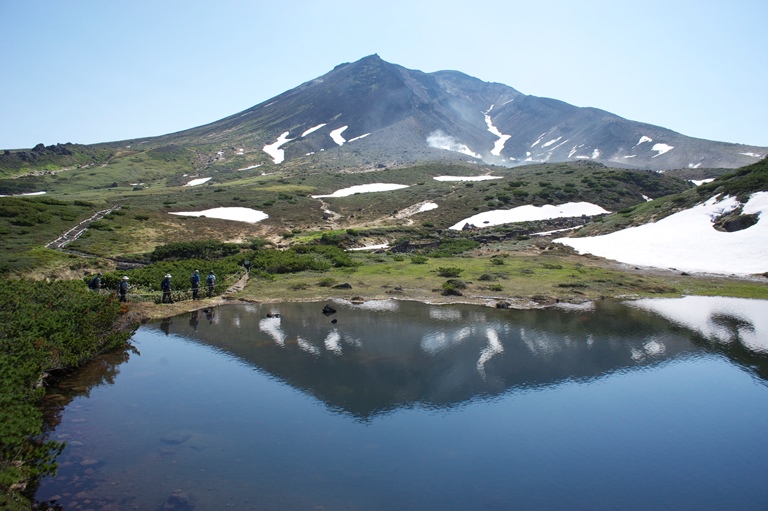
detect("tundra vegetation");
top-left (0, 152), bottom-right (767, 505)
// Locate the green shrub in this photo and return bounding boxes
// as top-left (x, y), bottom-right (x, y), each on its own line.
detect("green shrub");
top-left (441, 279), bottom-right (466, 296)
top-left (436, 267), bottom-right (463, 278)
top-left (149, 240), bottom-right (240, 262)
top-left (410, 255), bottom-right (429, 264)
top-left (0, 279), bottom-right (135, 501)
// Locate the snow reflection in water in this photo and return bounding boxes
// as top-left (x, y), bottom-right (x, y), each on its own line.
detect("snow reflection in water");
top-left (35, 297), bottom-right (768, 511)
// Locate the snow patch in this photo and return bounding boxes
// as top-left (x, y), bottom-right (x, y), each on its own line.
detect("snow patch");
top-left (652, 143), bottom-right (674, 157)
top-left (0, 191), bottom-right (46, 197)
top-left (433, 175), bottom-right (502, 182)
top-left (348, 243), bottom-right (390, 251)
top-left (184, 177), bottom-right (211, 187)
top-left (238, 164), bottom-right (262, 171)
top-left (263, 131), bottom-right (294, 164)
top-left (311, 183), bottom-right (409, 198)
top-left (554, 192), bottom-right (768, 275)
top-left (541, 137), bottom-right (562, 148)
top-left (690, 178), bottom-right (715, 186)
top-left (348, 133), bottom-right (371, 143)
top-left (740, 153), bottom-right (763, 158)
top-left (330, 126), bottom-right (348, 146)
top-left (301, 124), bottom-right (326, 137)
top-left (418, 202), bottom-right (438, 212)
top-left (169, 207), bottom-right (268, 224)
top-left (636, 136), bottom-right (653, 146)
top-left (449, 202), bottom-right (610, 230)
top-left (483, 106), bottom-right (512, 156)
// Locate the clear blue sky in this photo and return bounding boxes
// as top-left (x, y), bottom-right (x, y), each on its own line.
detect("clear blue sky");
top-left (2, 0), bottom-right (766, 149)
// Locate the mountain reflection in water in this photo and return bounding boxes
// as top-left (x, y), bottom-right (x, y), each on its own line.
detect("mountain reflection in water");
top-left (34, 297), bottom-right (768, 511)
top-left (143, 299), bottom-right (763, 419)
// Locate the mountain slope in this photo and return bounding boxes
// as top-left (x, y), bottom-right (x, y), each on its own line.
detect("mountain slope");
top-left (2, 55), bottom-right (765, 177)
top-left (99, 54), bottom-right (762, 172)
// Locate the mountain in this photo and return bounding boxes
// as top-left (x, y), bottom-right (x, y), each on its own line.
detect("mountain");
top-left (81, 53), bottom-right (762, 173)
top-left (2, 55), bottom-right (765, 175)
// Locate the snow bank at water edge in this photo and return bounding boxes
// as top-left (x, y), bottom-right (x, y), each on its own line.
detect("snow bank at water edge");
top-left (555, 192), bottom-right (768, 275)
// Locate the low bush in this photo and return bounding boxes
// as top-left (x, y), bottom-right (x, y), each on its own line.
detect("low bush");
top-left (0, 279), bottom-right (135, 505)
top-left (436, 267), bottom-right (463, 278)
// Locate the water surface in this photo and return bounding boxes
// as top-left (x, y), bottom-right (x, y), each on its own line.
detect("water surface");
top-left (36, 298), bottom-right (768, 510)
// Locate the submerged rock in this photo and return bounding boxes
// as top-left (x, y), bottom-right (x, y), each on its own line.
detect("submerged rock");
top-left (161, 430), bottom-right (193, 445)
top-left (162, 490), bottom-right (195, 511)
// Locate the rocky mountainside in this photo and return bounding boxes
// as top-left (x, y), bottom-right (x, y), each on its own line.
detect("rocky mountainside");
top-left (3, 55), bottom-right (765, 175)
top-left (101, 54), bottom-right (764, 173)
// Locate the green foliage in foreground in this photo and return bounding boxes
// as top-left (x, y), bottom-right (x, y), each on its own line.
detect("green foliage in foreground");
top-left (0, 279), bottom-right (136, 507)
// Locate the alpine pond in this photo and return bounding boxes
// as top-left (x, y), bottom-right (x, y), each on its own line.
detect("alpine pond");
top-left (35, 297), bottom-right (768, 510)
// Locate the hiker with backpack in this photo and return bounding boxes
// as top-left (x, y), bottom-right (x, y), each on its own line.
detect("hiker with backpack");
top-left (161, 274), bottom-right (173, 303)
top-left (88, 272), bottom-right (102, 291)
top-left (190, 269), bottom-right (200, 300)
top-left (206, 271), bottom-right (217, 298)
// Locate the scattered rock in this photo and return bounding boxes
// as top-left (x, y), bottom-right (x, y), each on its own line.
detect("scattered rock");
top-left (332, 283), bottom-right (352, 289)
top-left (161, 430), bottom-right (192, 445)
top-left (495, 301), bottom-right (511, 309)
top-left (161, 490), bottom-right (195, 511)
top-left (322, 304), bottom-right (337, 316)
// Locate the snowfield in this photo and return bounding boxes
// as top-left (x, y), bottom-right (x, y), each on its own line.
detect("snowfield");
top-left (555, 192), bottom-right (768, 275)
top-left (449, 202), bottom-right (610, 230)
top-left (169, 207), bottom-right (268, 224)
top-left (311, 183), bottom-right (409, 198)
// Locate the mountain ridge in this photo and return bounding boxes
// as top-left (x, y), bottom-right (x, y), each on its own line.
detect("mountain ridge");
top-left (2, 54), bottom-right (766, 175)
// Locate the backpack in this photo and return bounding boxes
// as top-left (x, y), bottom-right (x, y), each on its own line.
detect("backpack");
top-left (206, 274), bottom-right (215, 285)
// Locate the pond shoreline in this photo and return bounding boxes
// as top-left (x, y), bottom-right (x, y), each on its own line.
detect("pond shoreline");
top-left (124, 258), bottom-right (768, 323)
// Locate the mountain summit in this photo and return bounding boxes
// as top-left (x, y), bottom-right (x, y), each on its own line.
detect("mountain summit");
top-left (104, 55), bottom-right (766, 171)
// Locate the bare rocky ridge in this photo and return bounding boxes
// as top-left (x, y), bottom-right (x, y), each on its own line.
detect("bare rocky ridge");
top-left (96, 54), bottom-right (765, 173)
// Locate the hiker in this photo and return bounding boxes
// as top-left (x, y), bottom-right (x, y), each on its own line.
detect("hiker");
top-left (206, 270), bottom-right (217, 297)
top-left (161, 274), bottom-right (173, 303)
top-left (118, 276), bottom-right (130, 302)
top-left (190, 269), bottom-right (200, 300)
top-left (88, 272), bottom-right (102, 291)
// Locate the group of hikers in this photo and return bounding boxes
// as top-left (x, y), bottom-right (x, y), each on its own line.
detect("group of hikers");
top-left (88, 269), bottom-right (217, 303)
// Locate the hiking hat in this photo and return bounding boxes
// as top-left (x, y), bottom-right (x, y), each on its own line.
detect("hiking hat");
top-left (165, 274), bottom-right (172, 278)
top-left (122, 276), bottom-right (129, 280)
